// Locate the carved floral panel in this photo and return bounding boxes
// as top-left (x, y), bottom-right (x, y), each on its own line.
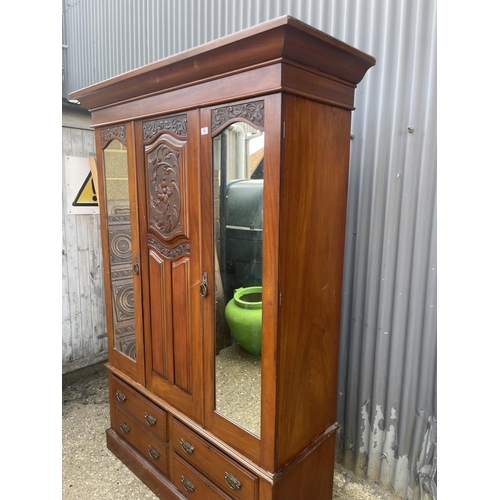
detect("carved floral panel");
top-left (147, 141), bottom-right (184, 240)
top-left (101, 126), bottom-right (127, 146)
top-left (143, 114), bottom-right (188, 142)
top-left (211, 100), bottom-right (264, 134)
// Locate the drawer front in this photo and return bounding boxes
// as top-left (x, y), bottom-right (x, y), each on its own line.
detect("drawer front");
top-left (173, 454), bottom-right (231, 500)
top-left (114, 405), bottom-right (169, 476)
top-left (110, 375), bottom-right (167, 441)
top-left (172, 420), bottom-right (257, 500)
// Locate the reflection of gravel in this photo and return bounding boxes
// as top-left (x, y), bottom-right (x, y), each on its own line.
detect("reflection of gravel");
top-left (215, 344), bottom-right (262, 436)
top-left (63, 362), bottom-right (403, 500)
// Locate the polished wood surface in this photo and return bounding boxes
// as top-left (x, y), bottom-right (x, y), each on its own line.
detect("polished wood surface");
top-left (95, 123), bottom-right (145, 384)
top-left (80, 16), bottom-right (375, 499)
top-left (70, 15), bottom-right (374, 111)
top-left (136, 110), bottom-right (204, 424)
top-left (172, 454), bottom-right (233, 499)
top-left (107, 429), bottom-right (181, 500)
top-left (200, 97), bottom-right (281, 466)
top-left (172, 420), bottom-right (258, 500)
top-left (113, 405), bottom-right (169, 476)
top-left (110, 374), bottom-right (168, 441)
top-left (275, 95), bottom-right (350, 467)
top-left (273, 432), bottom-right (337, 500)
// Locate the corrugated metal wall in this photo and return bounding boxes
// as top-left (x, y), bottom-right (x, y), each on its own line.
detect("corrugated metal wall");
top-left (63, 1), bottom-right (437, 498)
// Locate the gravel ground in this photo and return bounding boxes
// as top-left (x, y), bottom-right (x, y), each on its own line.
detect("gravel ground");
top-left (62, 363), bottom-right (402, 500)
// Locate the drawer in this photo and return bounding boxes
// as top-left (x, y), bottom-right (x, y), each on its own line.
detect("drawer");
top-left (172, 420), bottom-right (258, 500)
top-left (173, 454), bottom-right (231, 500)
top-left (110, 375), bottom-right (167, 441)
top-left (114, 404), bottom-right (169, 476)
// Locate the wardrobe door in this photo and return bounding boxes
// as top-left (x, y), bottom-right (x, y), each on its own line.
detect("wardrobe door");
top-left (200, 95), bottom-right (282, 467)
top-left (137, 111), bottom-right (203, 422)
top-left (97, 124), bottom-right (144, 382)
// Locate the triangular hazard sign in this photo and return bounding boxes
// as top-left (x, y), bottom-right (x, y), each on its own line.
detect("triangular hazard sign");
top-left (72, 171), bottom-right (98, 206)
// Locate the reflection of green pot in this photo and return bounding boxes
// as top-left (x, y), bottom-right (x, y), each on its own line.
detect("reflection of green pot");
top-left (225, 286), bottom-right (262, 356)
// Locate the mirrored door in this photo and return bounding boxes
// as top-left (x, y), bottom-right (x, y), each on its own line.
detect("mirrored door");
top-left (211, 106), bottom-right (265, 437)
top-left (102, 137), bottom-right (138, 360)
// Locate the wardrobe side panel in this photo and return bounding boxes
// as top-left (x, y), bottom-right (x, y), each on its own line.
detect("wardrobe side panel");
top-left (276, 95), bottom-right (351, 466)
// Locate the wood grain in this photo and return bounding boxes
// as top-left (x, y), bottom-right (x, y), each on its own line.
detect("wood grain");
top-left (70, 16), bottom-right (374, 110)
top-left (90, 16), bottom-right (375, 499)
top-left (276, 95), bottom-right (350, 467)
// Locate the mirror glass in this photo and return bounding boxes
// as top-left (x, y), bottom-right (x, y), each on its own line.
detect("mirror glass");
top-left (213, 121), bottom-right (264, 437)
top-left (103, 139), bottom-right (137, 361)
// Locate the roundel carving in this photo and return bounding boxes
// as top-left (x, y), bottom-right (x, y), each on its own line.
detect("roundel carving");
top-left (114, 283), bottom-right (135, 320)
top-left (109, 230), bottom-right (133, 264)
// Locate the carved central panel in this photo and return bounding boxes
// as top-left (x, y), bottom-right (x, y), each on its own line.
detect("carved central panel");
top-left (147, 142), bottom-right (183, 240)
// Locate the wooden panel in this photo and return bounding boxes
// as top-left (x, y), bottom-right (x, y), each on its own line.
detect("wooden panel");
top-left (149, 250), bottom-right (173, 382)
top-left (90, 64), bottom-right (282, 127)
top-left (88, 63), bottom-right (357, 129)
top-left (70, 17), bottom-right (375, 110)
top-left (145, 134), bottom-right (187, 241)
top-left (110, 375), bottom-right (168, 441)
top-left (258, 93), bottom-right (282, 470)
top-left (172, 420), bottom-right (258, 500)
top-left (113, 405), bottom-right (169, 476)
top-left (139, 110), bottom-right (203, 423)
top-left (107, 428), bottom-right (188, 499)
top-left (273, 432), bottom-right (336, 500)
top-left (172, 454), bottom-right (232, 500)
top-left (280, 62), bottom-right (355, 110)
top-left (276, 95), bottom-right (350, 466)
top-left (172, 257), bottom-right (191, 393)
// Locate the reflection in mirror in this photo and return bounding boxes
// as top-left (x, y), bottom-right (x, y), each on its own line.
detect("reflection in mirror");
top-left (213, 122), bottom-right (264, 437)
top-left (103, 139), bottom-right (137, 361)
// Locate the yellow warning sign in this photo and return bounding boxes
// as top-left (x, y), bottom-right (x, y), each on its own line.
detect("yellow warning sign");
top-left (72, 171), bottom-right (98, 206)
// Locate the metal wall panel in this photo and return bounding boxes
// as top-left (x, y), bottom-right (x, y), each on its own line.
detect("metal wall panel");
top-left (63, 1), bottom-right (437, 498)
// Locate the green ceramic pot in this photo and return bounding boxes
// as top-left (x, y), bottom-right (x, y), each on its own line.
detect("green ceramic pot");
top-left (225, 286), bottom-right (262, 356)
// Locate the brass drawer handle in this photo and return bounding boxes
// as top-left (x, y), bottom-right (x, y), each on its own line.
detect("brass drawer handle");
top-left (180, 438), bottom-right (194, 454)
top-left (147, 445), bottom-right (160, 460)
top-left (119, 422), bottom-right (130, 434)
top-left (224, 472), bottom-right (242, 490)
top-left (181, 476), bottom-right (195, 492)
top-left (144, 412), bottom-right (156, 426)
top-left (116, 390), bottom-right (126, 402)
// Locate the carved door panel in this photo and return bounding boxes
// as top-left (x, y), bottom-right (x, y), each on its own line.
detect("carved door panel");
top-left (97, 124), bottom-right (145, 382)
top-left (107, 211), bottom-right (136, 358)
top-left (138, 111), bottom-right (203, 422)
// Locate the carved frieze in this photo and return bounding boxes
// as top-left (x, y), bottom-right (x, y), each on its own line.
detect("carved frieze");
top-left (101, 126), bottom-right (127, 146)
top-left (211, 100), bottom-right (264, 133)
top-left (111, 269), bottom-right (133, 279)
top-left (143, 115), bottom-right (188, 141)
top-left (148, 237), bottom-right (190, 260)
top-left (147, 142), bottom-right (183, 239)
top-left (116, 325), bottom-right (136, 336)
